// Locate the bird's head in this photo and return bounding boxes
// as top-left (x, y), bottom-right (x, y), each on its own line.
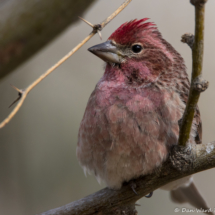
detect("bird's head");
top-left (88, 19), bottom-right (184, 87)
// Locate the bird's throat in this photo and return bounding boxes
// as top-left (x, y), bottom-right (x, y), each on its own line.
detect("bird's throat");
top-left (104, 61), bottom-right (159, 87)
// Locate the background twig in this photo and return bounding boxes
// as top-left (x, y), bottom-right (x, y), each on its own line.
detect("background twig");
top-left (0, 0), bottom-right (132, 129)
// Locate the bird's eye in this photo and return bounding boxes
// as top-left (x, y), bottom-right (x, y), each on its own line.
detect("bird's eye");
top-left (131, 45), bottom-right (143, 53)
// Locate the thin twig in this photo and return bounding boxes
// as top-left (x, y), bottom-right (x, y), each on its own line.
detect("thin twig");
top-left (178, 0), bottom-right (207, 146)
top-left (78, 16), bottom-right (94, 28)
top-left (101, 0), bottom-right (132, 28)
top-left (0, 34), bottom-right (94, 128)
top-left (0, 0), bottom-right (132, 129)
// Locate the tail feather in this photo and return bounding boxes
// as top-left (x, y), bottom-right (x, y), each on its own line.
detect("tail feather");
top-left (170, 182), bottom-right (214, 215)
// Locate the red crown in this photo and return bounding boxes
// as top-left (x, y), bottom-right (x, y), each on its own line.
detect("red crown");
top-left (108, 18), bottom-right (156, 44)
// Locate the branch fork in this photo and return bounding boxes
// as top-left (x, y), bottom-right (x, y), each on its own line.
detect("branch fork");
top-left (193, 77), bottom-right (209, 92)
top-left (9, 85), bottom-right (25, 108)
top-left (190, 0), bottom-right (208, 6)
top-left (170, 145), bottom-right (194, 173)
top-left (181, 33), bottom-right (194, 49)
top-left (78, 17), bottom-right (102, 40)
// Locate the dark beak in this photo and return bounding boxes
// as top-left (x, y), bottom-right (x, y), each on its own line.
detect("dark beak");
top-left (88, 40), bottom-right (121, 64)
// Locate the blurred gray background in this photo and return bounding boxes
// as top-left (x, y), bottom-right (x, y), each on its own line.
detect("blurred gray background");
top-left (0, 0), bottom-right (215, 214)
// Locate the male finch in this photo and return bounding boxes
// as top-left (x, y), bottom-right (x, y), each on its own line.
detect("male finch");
top-left (77, 19), bottom-right (212, 212)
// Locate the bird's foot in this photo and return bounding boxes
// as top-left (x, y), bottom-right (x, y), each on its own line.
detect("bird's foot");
top-left (129, 181), bottom-right (138, 195)
top-left (145, 192), bottom-right (153, 198)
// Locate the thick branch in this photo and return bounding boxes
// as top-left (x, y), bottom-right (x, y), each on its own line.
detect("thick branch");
top-left (0, 0), bottom-right (96, 80)
top-left (178, 0), bottom-right (207, 146)
top-left (38, 141), bottom-right (215, 215)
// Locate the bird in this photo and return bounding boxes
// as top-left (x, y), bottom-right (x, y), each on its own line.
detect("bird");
top-left (77, 18), bottom-right (212, 213)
